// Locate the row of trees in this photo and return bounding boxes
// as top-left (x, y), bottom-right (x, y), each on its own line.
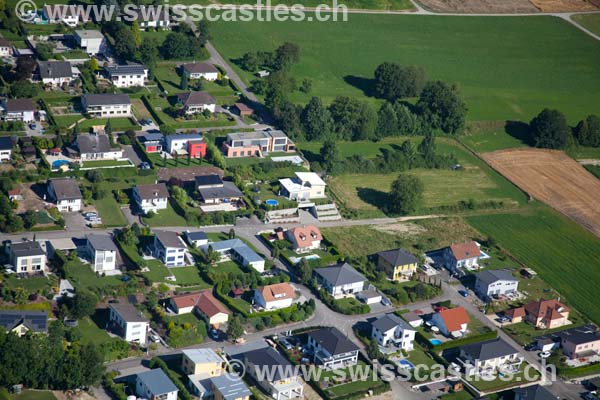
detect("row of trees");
top-left (239, 42), bottom-right (301, 72)
top-left (531, 109), bottom-right (600, 149)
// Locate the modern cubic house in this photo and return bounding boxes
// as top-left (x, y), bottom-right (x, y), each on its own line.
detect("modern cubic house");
top-left (0, 310), bottom-right (48, 336)
top-left (431, 306), bottom-right (470, 338)
top-left (81, 94), bottom-right (132, 118)
top-left (200, 238), bottom-right (265, 272)
top-left (253, 282), bottom-right (295, 310)
top-left (1, 98), bottom-right (36, 122)
top-left (306, 327), bottom-right (360, 369)
top-left (376, 248), bottom-right (419, 282)
top-left (108, 302), bottom-right (149, 345)
top-left (139, 132), bottom-right (164, 153)
top-left (443, 241), bottom-right (482, 274)
top-left (132, 183), bottom-right (169, 214)
top-left (313, 263), bottom-right (367, 298)
top-left (514, 385), bottom-right (557, 400)
top-left (371, 312), bottom-right (417, 351)
top-left (105, 64), bottom-right (148, 88)
top-left (182, 348), bottom-right (224, 376)
top-left (165, 133), bottom-right (206, 158)
top-left (5, 240), bottom-right (47, 274)
top-left (182, 62), bottom-right (219, 81)
top-left (278, 172), bottom-right (327, 201)
top-left (558, 326), bottom-right (600, 359)
top-left (74, 29), bottom-right (106, 55)
top-left (153, 230), bottom-right (189, 267)
top-left (185, 231), bottom-right (209, 247)
top-left (285, 225), bottom-right (322, 253)
top-left (474, 269), bottom-right (519, 299)
top-left (135, 369), bottom-right (178, 400)
top-left (242, 347), bottom-right (304, 400)
top-left (47, 178), bottom-right (83, 212)
top-left (222, 130), bottom-right (295, 158)
top-left (457, 338), bottom-right (524, 377)
top-left (38, 61), bottom-right (76, 87)
top-left (73, 133), bottom-right (124, 161)
top-left (176, 92), bottom-right (217, 114)
top-left (85, 234), bottom-right (118, 274)
top-left (0, 136), bottom-right (13, 161)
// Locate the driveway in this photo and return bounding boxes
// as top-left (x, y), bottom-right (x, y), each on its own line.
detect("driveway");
top-left (62, 212), bottom-right (89, 231)
top-left (122, 145), bottom-right (143, 166)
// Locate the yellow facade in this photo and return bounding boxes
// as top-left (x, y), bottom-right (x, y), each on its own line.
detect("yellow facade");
top-left (181, 354), bottom-right (224, 376)
top-left (378, 258), bottom-right (417, 281)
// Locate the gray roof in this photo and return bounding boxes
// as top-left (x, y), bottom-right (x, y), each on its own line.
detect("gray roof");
top-left (49, 178), bottom-right (82, 201)
top-left (75, 29), bottom-right (104, 39)
top-left (11, 241), bottom-right (45, 258)
top-left (243, 347), bottom-right (297, 381)
top-left (83, 93), bottom-right (131, 107)
top-left (38, 61), bottom-right (72, 79)
top-left (314, 263), bottom-right (367, 287)
top-left (109, 302), bottom-right (148, 323)
top-left (136, 369), bottom-right (178, 395)
top-left (0, 136), bottom-right (12, 150)
top-left (210, 374), bottom-right (251, 400)
top-left (224, 339), bottom-right (270, 358)
top-left (181, 348), bottom-right (222, 364)
top-left (372, 313), bottom-right (414, 333)
top-left (196, 174), bottom-right (223, 188)
top-left (5, 98), bottom-right (35, 113)
top-left (556, 326), bottom-right (600, 345)
top-left (105, 64), bottom-right (146, 76)
top-left (226, 131), bottom-right (268, 142)
top-left (0, 310), bottom-right (47, 333)
top-left (87, 234), bottom-right (118, 252)
top-left (403, 311), bottom-right (422, 323)
top-left (0, 38), bottom-right (10, 47)
top-left (135, 183), bottom-right (169, 200)
top-left (198, 181), bottom-right (243, 201)
top-left (186, 231), bottom-right (207, 241)
top-left (182, 62), bottom-right (218, 74)
top-left (176, 91), bottom-right (216, 106)
top-left (460, 338), bottom-right (520, 361)
top-left (307, 327), bottom-right (359, 356)
top-left (77, 134), bottom-right (111, 154)
top-left (154, 230), bottom-right (186, 249)
top-left (202, 239), bottom-right (262, 264)
top-left (513, 385), bottom-right (557, 400)
top-left (475, 269), bottom-right (518, 286)
top-left (377, 248), bottom-right (418, 266)
top-left (140, 133), bottom-right (164, 143)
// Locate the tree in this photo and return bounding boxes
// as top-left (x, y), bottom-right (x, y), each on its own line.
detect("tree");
top-left (240, 52), bottom-right (258, 71)
top-left (10, 81), bottom-right (40, 98)
top-left (112, 26), bottom-right (137, 60)
top-left (22, 210), bottom-right (38, 229)
top-left (376, 102), bottom-right (398, 137)
top-left (228, 228), bottom-right (236, 239)
top-left (274, 42), bottom-right (300, 70)
top-left (65, 290), bottom-right (98, 319)
top-left (197, 20), bottom-right (211, 45)
top-left (374, 62), bottom-right (427, 101)
top-left (416, 81), bottom-right (467, 134)
top-left (329, 96), bottom-right (376, 141)
top-left (131, 20), bottom-right (142, 47)
top-left (226, 315), bottom-right (244, 341)
top-left (105, 119), bottom-right (113, 136)
top-left (180, 72), bottom-right (188, 90)
top-left (298, 258), bottom-right (311, 284)
top-left (301, 97), bottom-right (332, 141)
top-left (418, 133), bottom-right (436, 167)
top-left (299, 78), bottom-right (312, 93)
top-left (54, 134), bottom-right (64, 149)
top-left (367, 339), bottom-right (382, 360)
top-left (529, 108), bottom-right (569, 149)
top-left (36, 42), bottom-right (55, 61)
top-left (89, 57), bottom-right (99, 71)
top-left (161, 32), bottom-right (192, 59)
top-left (15, 56), bottom-right (36, 81)
top-left (574, 114), bottom-right (600, 147)
top-left (205, 245), bottom-right (220, 265)
top-left (320, 139), bottom-right (340, 174)
top-left (73, 122), bottom-right (80, 135)
top-left (387, 173), bottom-right (424, 215)
top-left (139, 37), bottom-right (160, 71)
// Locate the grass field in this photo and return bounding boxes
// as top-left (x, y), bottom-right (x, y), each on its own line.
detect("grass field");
top-left (467, 205), bottom-right (600, 325)
top-left (63, 259), bottom-right (124, 290)
top-left (141, 201), bottom-right (188, 226)
top-left (79, 117), bottom-right (139, 131)
top-left (572, 13), bottom-right (600, 36)
top-left (53, 115), bottom-right (83, 129)
top-left (10, 391), bottom-right (57, 400)
top-left (211, 15), bottom-right (600, 122)
top-left (585, 165), bottom-right (600, 179)
top-left (459, 123), bottom-right (530, 153)
top-left (94, 196), bottom-right (128, 227)
top-left (82, 160), bottom-right (133, 168)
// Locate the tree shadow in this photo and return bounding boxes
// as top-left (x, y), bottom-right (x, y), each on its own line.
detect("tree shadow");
top-left (343, 75), bottom-right (375, 97)
top-left (300, 149), bottom-right (322, 164)
top-left (504, 120), bottom-right (533, 146)
top-left (357, 187), bottom-right (389, 212)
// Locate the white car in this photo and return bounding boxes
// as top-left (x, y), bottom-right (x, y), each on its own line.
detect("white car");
top-left (538, 351), bottom-right (552, 359)
top-left (149, 334), bottom-right (160, 343)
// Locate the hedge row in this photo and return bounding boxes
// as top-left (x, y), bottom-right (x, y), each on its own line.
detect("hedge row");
top-left (417, 329), bottom-right (498, 352)
top-left (558, 362), bottom-right (600, 379)
top-left (141, 95), bottom-right (166, 126)
top-left (103, 372), bottom-right (127, 400)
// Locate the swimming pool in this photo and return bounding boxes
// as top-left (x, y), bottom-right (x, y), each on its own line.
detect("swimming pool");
top-left (398, 359), bottom-right (415, 370)
top-left (265, 199), bottom-right (279, 206)
top-left (52, 160), bottom-right (70, 169)
top-left (429, 339), bottom-right (443, 346)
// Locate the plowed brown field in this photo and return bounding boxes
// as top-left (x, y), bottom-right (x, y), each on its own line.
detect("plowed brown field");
top-left (482, 148), bottom-right (600, 237)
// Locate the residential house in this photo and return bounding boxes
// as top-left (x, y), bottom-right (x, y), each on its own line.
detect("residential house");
top-left (307, 327), bottom-right (360, 369)
top-left (211, 374), bottom-right (251, 400)
top-left (370, 313), bottom-right (416, 351)
top-left (253, 283), bottom-right (295, 310)
top-left (169, 292), bottom-right (202, 315)
top-left (1, 98), bottom-right (35, 122)
top-left (443, 241), bottom-right (482, 274)
top-left (313, 263), bottom-right (367, 298)
top-left (0, 136), bottom-right (13, 161)
top-left (38, 61), bottom-right (76, 87)
top-left (0, 38), bottom-right (12, 56)
top-left (132, 183), bottom-right (169, 214)
top-left (196, 175), bottom-right (243, 207)
top-left (243, 347), bottom-right (304, 400)
top-left (558, 328), bottom-right (600, 359)
top-left (135, 369), bottom-right (178, 400)
top-left (200, 238), bottom-right (265, 272)
top-left (403, 311), bottom-right (424, 328)
top-left (42, 5), bottom-right (88, 26)
top-left (431, 306), bottom-right (470, 338)
top-left (81, 93), bottom-right (132, 118)
top-left (222, 130), bottom-right (295, 158)
top-left (74, 30), bottom-right (106, 55)
top-left (278, 172), bottom-right (327, 201)
top-left (105, 64), bottom-right (148, 88)
top-left (5, 240), bottom-right (46, 274)
top-left (474, 269), bottom-right (519, 299)
top-left (0, 310), bottom-right (48, 336)
top-left (182, 62), bottom-right (219, 81)
top-left (194, 290), bottom-right (230, 328)
top-left (165, 133), bottom-right (206, 158)
top-left (514, 385), bottom-right (558, 400)
top-left (47, 178), bottom-right (83, 212)
top-left (108, 302), bottom-right (149, 344)
top-left (85, 234), bottom-right (118, 274)
top-left (376, 248), bottom-right (419, 282)
top-left (139, 133), bottom-right (164, 153)
top-left (458, 338), bottom-right (524, 377)
top-left (153, 230), bottom-right (189, 267)
top-left (75, 133), bottom-right (123, 160)
top-left (285, 225), bottom-right (322, 253)
top-left (8, 189), bottom-right (22, 202)
top-left (176, 92), bottom-right (216, 114)
top-left (182, 348), bottom-right (225, 376)
top-left (185, 231), bottom-right (208, 247)
top-left (135, 7), bottom-right (171, 29)
top-left (503, 307), bottom-right (526, 324)
top-left (525, 299), bottom-right (570, 329)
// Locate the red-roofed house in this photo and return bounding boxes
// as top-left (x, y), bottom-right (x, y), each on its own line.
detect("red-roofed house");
top-left (504, 306), bottom-right (526, 323)
top-left (443, 241), bottom-right (482, 274)
top-left (253, 282), bottom-right (295, 311)
top-left (194, 290), bottom-right (230, 327)
top-left (431, 307), bottom-right (470, 338)
top-left (169, 292), bottom-right (202, 315)
top-left (285, 225), bottom-right (322, 253)
top-left (525, 299), bottom-right (570, 329)
top-left (8, 189), bottom-right (22, 201)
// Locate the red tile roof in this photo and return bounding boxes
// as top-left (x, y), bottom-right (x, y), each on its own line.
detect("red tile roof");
top-left (505, 306), bottom-right (525, 319)
top-left (450, 241), bottom-right (481, 261)
top-left (258, 283), bottom-right (295, 303)
top-left (525, 299), bottom-right (569, 320)
top-left (287, 225), bottom-right (322, 248)
top-left (195, 290), bottom-right (230, 318)
top-left (171, 293), bottom-right (201, 310)
top-left (437, 307), bottom-right (470, 332)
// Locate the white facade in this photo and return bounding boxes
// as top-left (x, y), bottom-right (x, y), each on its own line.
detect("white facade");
top-left (56, 198), bottom-right (82, 212)
top-left (42, 76), bottom-right (72, 86)
top-left (84, 103), bottom-right (132, 118)
top-left (279, 172), bottom-right (327, 201)
top-left (371, 320), bottom-right (416, 351)
top-left (109, 306), bottom-right (148, 344)
top-left (0, 45), bottom-right (11, 56)
top-left (0, 148), bottom-right (11, 161)
top-left (188, 71), bottom-right (218, 81)
top-left (133, 193), bottom-right (168, 214)
top-left (107, 69), bottom-right (148, 88)
top-left (475, 276), bottom-right (518, 298)
top-left (74, 30), bottom-right (105, 55)
top-left (183, 103), bottom-right (216, 115)
top-left (86, 239), bottom-right (117, 274)
top-left (253, 292), bottom-right (293, 311)
top-left (327, 281), bottom-right (364, 297)
top-left (135, 371), bottom-right (178, 400)
top-left (154, 234), bottom-right (188, 267)
top-left (11, 253), bottom-right (47, 274)
top-left (4, 110), bottom-right (35, 122)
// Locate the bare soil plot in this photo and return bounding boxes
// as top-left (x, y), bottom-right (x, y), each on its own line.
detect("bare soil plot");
top-left (131, 98), bottom-right (152, 120)
top-left (415, 0), bottom-right (539, 13)
top-left (481, 148), bottom-right (600, 237)
top-left (531, 0), bottom-right (598, 11)
top-left (15, 183), bottom-right (48, 213)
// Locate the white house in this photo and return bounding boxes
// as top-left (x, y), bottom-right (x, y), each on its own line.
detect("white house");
top-left (153, 230), bottom-right (188, 267)
top-left (75, 133), bottom-right (124, 161)
top-left (105, 64), bottom-right (148, 88)
top-left (285, 225), bottom-right (322, 253)
top-left (132, 183), bottom-right (169, 214)
top-left (431, 307), bottom-right (470, 338)
top-left (370, 313), bottom-right (416, 351)
top-left (182, 62), bottom-right (219, 81)
top-left (136, 369), bottom-right (178, 400)
top-left (474, 269), bottom-right (519, 299)
top-left (253, 283), bottom-right (295, 310)
top-left (81, 94), bottom-right (132, 118)
top-left (307, 327), bottom-right (359, 370)
top-left (278, 172), bottom-right (327, 202)
top-left (1, 99), bottom-right (35, 122)
top-left (443, 241), bottom-right (481, 274)
top-left (0, 38), bottom-right (11, 56)
top-left (165, 133), bottom-right (205, 157)
top-left (74, 30), bottom-right (106, 55)
top-left (108, 302), bottom-right (149, 344)
top-left (6, 241), bottom-right (47, 274)
top-left (0, 137), bottom-right (13, 162)
top-left (176, 92), bottom-right (216, 114)
top-left (314, 263), bottom-right (367, 298)
top-left (43, 5), bottom-right (88, 26)
top-left (185, 231), bottom-right (208, 247)
top-left (200, 238), bottom-right (265, 273)
top-left (85, 234), bottom-right (118, 274)
top-left (458, 338), bottom-right (524, 377)
top-left (47, 178), bottom-right (82, 212)
top-left (38, 61), bottom-right (76, 87)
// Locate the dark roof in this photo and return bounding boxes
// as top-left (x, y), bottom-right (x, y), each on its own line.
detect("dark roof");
top-left (0, 38), bottom-right (10, 47)
top-left (154, 230), bottom-right (186, 249)
top-left (136, 369), bottom-right (178, 395)
top-left (0, 136), bottom-right (13, 150)
top-left (139, 133), bottom-right (164, 143)
top-left (83, 93), bottom-right (131, 107)
top-left (49, 178), bottom-right (82, 200)
top-left (377, 248), bottom-right (418, 266)
top-left (195, 174), bottom-right (223, 187)
top-left (243, 347), bottom-right (297, 381)
top-left (475, 269), bottom-right (518, 286)
top-left (314, 263), bottom-right (367, 287)
top-left (5, 98), bottom-right (35, 113)
top-left (109, 302), bottom-right (148, 323)
top-left (460, 338), bottom-right (519, 361)
top-left (38, 61), bottom-right (72, 79)
top-left (77, 134), bottom-right (111, 154)
top-left (176, 91), bottom-right (216, 106)
top-left (0, 310), bottom-right (48, 333)
top-left (372, 313), bottom-right (414, 333)
top-left (11, 241), bottom-right (45, 258)
top-left (105, 64), bottom-right (146, 76)
top-left (308, 327), bottom-right (359, 356)
top-left (557, 326), bottom-right (600, 345)
top-left (210, 374), bottom-right (250, 400)
top-left (135, 183), bottom-right (169, 200)
top-left (198, 181), bottom-right (243, 201)
top-left (186, 231), bottom-right (208, 241)
top-left (513, 385), bottom-right (557, 400)
top-left (183, 62), bottom-right (218, 74)
top-left (87, 234), bottom-right (118, 252)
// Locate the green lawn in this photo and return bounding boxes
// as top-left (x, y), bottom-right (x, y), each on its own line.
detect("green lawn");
top-left (141, 262), bottom-right (173, 283)
top-left (465, 363), bottom-right (540, 392)
top-left (166, 313), bottom-right (208, 347)
top-left (211, 15), bottom-right (600, 122)
top-left (565, 146), bottom-right (600, 160)
top-left (3, 275), bottom-right (53, 294)
top-left (171, 266), bottom-right (211, 287)
top-left (584, 165), bottom-right (600, 179)
top-left (82, 160), bottom-right (133, 168)
top-left (572, 13), bottom-right (600, 36)
top-left (459, 126), bottom-right (530, 153)
top-left (63, 259), bottom-right (124, 290)
top-left (439, 391), bottom-right (474, 400)
top-left (146, 96), bottom-right (236, 129)
top-left (467, 205), bottom-right (600, 325)
top-left (94, 196), bottom-right (128, 227)
top-left (504, 318), bottom-right (586, 346)
top-left (10, 390), bottom-right (57, 400)
top-left (53, 115), bottom-right (83, 129)
top-left (147, 152), bottom-right (207, 169)
top-left (79, 117), bottom-right (139, 131)
top-left (141, 201), bottom-right (188, 226)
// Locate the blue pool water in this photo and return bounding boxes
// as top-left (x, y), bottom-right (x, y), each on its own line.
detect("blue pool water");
top-left (52, 160), bottom-right (70, 169)
top-left (265, 199), bottom-right (279, 206)
top-left (398, 360), bottom-right (415, 370)
top-left (429, 339), bottom-right (443, 346)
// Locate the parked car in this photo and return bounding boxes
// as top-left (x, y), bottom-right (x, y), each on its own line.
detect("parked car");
top-left (458, 289), bottom-right (469, 297)
top-left (538, 351), bottom-right (552, 359)
top-left (149, 334), bottom-right (160, 343)
top-left (280, 340), bottom-right (293, 350)
top-left (139, 162), bottom-right (151, 170)
top-left (524, 343), bottom-right (537, 351)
